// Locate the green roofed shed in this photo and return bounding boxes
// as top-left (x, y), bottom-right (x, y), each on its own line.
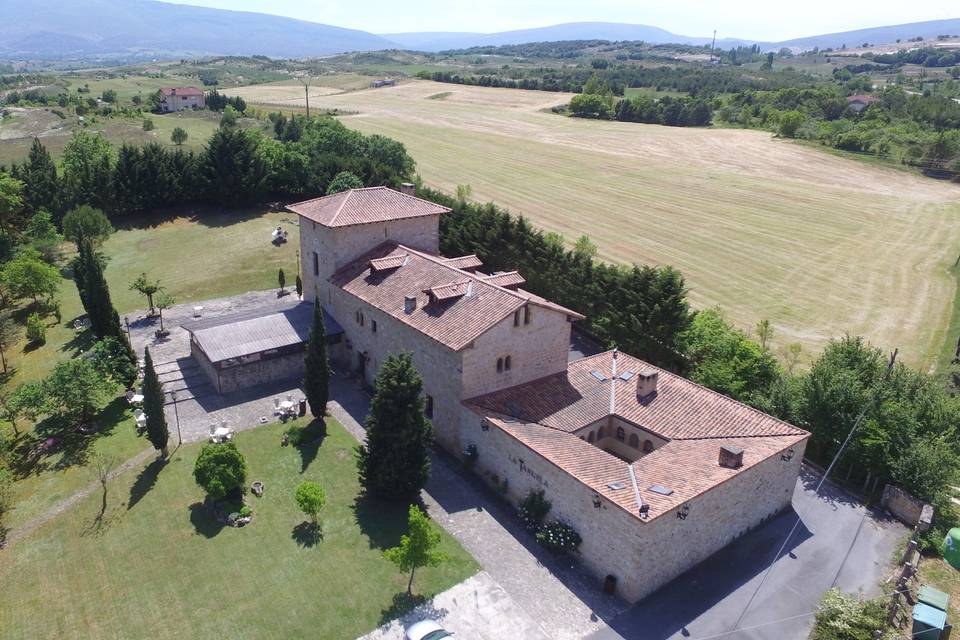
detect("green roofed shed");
top-left (944, 528), bottom-right (960, 570)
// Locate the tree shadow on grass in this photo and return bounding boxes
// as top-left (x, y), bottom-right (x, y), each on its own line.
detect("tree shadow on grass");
top-left (291, 520), bottom-right (323, 548)
top-left (378, 592), bottom-right (450, 627)
top-left (189, 501), bottom-right (225, 539)
top-left (295, 418), bottom-right (327, 473)
top-left (352, 494), bottom-right (425, 551)
top-left (128, 457), bottom-right (165, 510)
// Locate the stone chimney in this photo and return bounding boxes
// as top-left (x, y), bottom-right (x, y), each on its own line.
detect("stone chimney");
top-left (719, 445), bottom-right (744, 469)
top-left (404, 295), bottom-right (417, 314)
top-left (399, 182), bottom-right (416, 196)
top-left (636, 369), bottom-right (658, 399)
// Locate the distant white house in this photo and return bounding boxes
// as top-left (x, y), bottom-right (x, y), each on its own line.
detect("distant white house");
top-left (846, 94), bottom-right (880, 113)
top-left (159, 87), bottom-right (205, 113)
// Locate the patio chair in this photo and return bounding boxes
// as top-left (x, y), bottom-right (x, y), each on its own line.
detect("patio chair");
top-left (273, 397), bottom-right (281, 413)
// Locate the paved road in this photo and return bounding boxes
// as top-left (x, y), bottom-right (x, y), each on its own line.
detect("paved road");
top-left (588, 467), bottom-right (906, 640)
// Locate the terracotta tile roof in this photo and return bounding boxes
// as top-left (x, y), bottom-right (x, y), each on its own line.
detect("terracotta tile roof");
top-left (443, 255), bottom-right (483, 270)
top-left (330, 242), bottom-right (583, 351)
top-left (287, 187), bottom-right (450, 228)
top-left (369, 254), bottom-right (408, 272)
top-left (467, 350), bottom-right (808, 522)
top-left (160, 87), bottom-right (204, 96)
top-left (468, 351), bottom-right (806, 440)
top-left (482, 271), bottom-right (526, 288)
top-left (489, 416), bottom-right (804, 522)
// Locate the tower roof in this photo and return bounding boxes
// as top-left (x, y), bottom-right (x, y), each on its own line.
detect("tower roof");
top-left (286, 187), bottom-right (450, 228)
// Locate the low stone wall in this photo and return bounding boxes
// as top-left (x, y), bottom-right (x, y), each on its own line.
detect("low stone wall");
top-left (217, 351), bottom-right (306, 394)
top-left (881, 484), bottom-right (926, 527)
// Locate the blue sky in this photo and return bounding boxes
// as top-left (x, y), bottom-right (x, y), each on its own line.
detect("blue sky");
top-left (161, 0), bottom-right (958, 41)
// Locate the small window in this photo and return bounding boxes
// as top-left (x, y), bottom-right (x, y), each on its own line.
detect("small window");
top-left (524, 306), bottom-right (530, 325)
top-left (616, 427), bottom-right (625, 441)
top-left (371, 320), bottom-right (377, 333)
top-left (598, 426), bottom-right (606, 439)
top-left (313, 252), bottom-right (319, 276)
top-left (504, 356), bottom-right (511, 371)
top-left (496, 358), bottom-right (503, 373)
top-left (425, 395), bottom-right (434, 418)
top-left (513, 310), bottom-right (520, 327)
top-left (629, 433), bottom-right (640, 449)
top-left (587, 431), bottom-right (595, 443)
top-left (643, 440), bottom-right (654, 454)
top-left (360, 313), bottom-right (365, 327)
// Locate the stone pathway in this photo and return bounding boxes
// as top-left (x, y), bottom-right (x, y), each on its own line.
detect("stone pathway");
top-left (331, 377), bottom-right (626, 640)
top-left (358, 572), bottom-right (551, 640)
top-left (3, 447), bottom-right (155, 547)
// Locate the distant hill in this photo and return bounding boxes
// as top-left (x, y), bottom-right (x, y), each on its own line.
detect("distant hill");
top-left (0, 0), bottom-right (395, 58)
top-left (772, 18), bottom-right (960, 50)
top-left (383, 22), bottom-right (753, 52)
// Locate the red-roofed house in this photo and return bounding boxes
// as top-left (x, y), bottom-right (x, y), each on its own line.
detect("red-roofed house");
top-left (283, 185), bottom-right (808, 603)
top-left (159, 87), bottom-right (205, 113)
top-left (847, 94), bottom-right (880, 113)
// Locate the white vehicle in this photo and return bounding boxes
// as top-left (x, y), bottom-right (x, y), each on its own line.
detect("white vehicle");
top-left (404, 619), bottom-right (453, 640)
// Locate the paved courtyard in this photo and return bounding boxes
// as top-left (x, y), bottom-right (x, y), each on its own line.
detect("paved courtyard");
top-left (587, 467), bottom-right (907, 640)
top-left (126, 290), bottom-right (310, 444)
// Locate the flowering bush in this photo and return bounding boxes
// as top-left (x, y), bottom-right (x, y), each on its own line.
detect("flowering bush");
top-left (536, 520), bottom-right (582, 553)
top-left (518, 489), bottom-right (552, 532)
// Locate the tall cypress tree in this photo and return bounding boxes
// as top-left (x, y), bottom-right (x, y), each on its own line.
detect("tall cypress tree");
top-left (302, 297), bottom-right (329, 418)
top-left (23, 138), bottom-right (59, 220)
top-left (78, 236), bottom-right (118, 339)
top-left (141, 347), bottom-right (170, 458)
top-left (356, 353), bottom-right (433, 502)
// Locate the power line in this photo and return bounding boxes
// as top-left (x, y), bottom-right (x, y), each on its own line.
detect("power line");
top-left (722, 348), bottom-right (899, 639)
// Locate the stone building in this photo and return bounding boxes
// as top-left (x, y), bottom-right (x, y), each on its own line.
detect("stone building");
top-left (283, 185), bottom-right (810, 602)
top-left (184, 300), bottom-right (343, 394)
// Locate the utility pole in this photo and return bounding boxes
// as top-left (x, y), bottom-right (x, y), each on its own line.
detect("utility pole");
top-left (710, 30), bottom-right (717, 63)
top-left (299, 75), bottom-right (311, 119)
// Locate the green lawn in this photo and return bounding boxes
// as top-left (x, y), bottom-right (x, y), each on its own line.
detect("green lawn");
top-left (6, 208), bottom-right (299, 386)
top-left (918, 558), bottom-right (960, 624)
top-left (0, 418), bottom-right (478, 639)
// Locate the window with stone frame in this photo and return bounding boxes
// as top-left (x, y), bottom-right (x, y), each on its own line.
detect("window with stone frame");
top-left (313, 252), bottom-right (319, 275)
top-left (616, 426), bottom-right (626, 441)
top-left (504, 355), bottom-right (511, 371)
top-left (497, 357), bottom-right (503, 373)
top-left (524, 305), bottom-right (531, 325)
top-left (643, 440), bottom-right (654, 453)
top-left (628, 433), bottom-right (640, 449)
top-left (425, 394), bottom-right (434, 418)
top-left (513, 310), bottom-right (520, 327)
top-left (371, 319), bottom-right (377, 333)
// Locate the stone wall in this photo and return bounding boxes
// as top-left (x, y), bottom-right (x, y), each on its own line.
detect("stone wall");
top-left (461, 305), bottom-right (571, 399)
top-left (329, 286), bottom-right (465, 451)
top-left (192, 340), bottom-right (221, 393)
top-left (459, 407), bottom-right (806, 602)
top-left (881, 484), bottom-right (926, 527)
top-left (299, 215), bottom-right (441, 304)
top-left (216, 350), bottom-right (306, 394)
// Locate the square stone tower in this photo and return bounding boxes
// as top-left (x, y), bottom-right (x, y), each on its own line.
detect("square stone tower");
top-left (287, 185), bottom-right (450, 303)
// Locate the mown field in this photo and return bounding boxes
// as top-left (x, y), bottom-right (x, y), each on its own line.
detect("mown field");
top-left (230, 79), bottom-right (960, 368)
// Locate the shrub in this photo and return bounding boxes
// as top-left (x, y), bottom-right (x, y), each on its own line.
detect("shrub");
top-left (142, 118), bottom-right (155, 131)
top-left (193, 442), bottom-right (247, 499)
top-left (535, 520), bottom-right (582, 553)
top-left (518, 489), bottom-right (552, 532)
top-left (811, 588), bottom-right (890, 640)
top-left (238, 504), bottom-right (253, 518)
top-left (295, 481), bottom-right (326, 524)
top-left (25, 312), bottom-right (45, 345)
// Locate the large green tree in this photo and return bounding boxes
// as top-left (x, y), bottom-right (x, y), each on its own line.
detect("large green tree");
top-left (62, 205), bottom-right (113, 247)
top-left (202, 127), bottom-right (269, 205)
top-left (302, 298), bottom-right (330, 418)
top-left (61, 131), bottom-right (115, 211)
top-left (325, 171), bottom-right (363, 195)
top-left (384, 505), bottom-right (449, 595)
top-left (1, 248), bottom-right (59, 305)
top-left (44, 359), bottom-right (113, 426)
top-left (356, 352), bottom-right (433, 501)
top-left (0, 173), bottom-right (24, 234)
top-left (141, 347), bottom-right (170, 458)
